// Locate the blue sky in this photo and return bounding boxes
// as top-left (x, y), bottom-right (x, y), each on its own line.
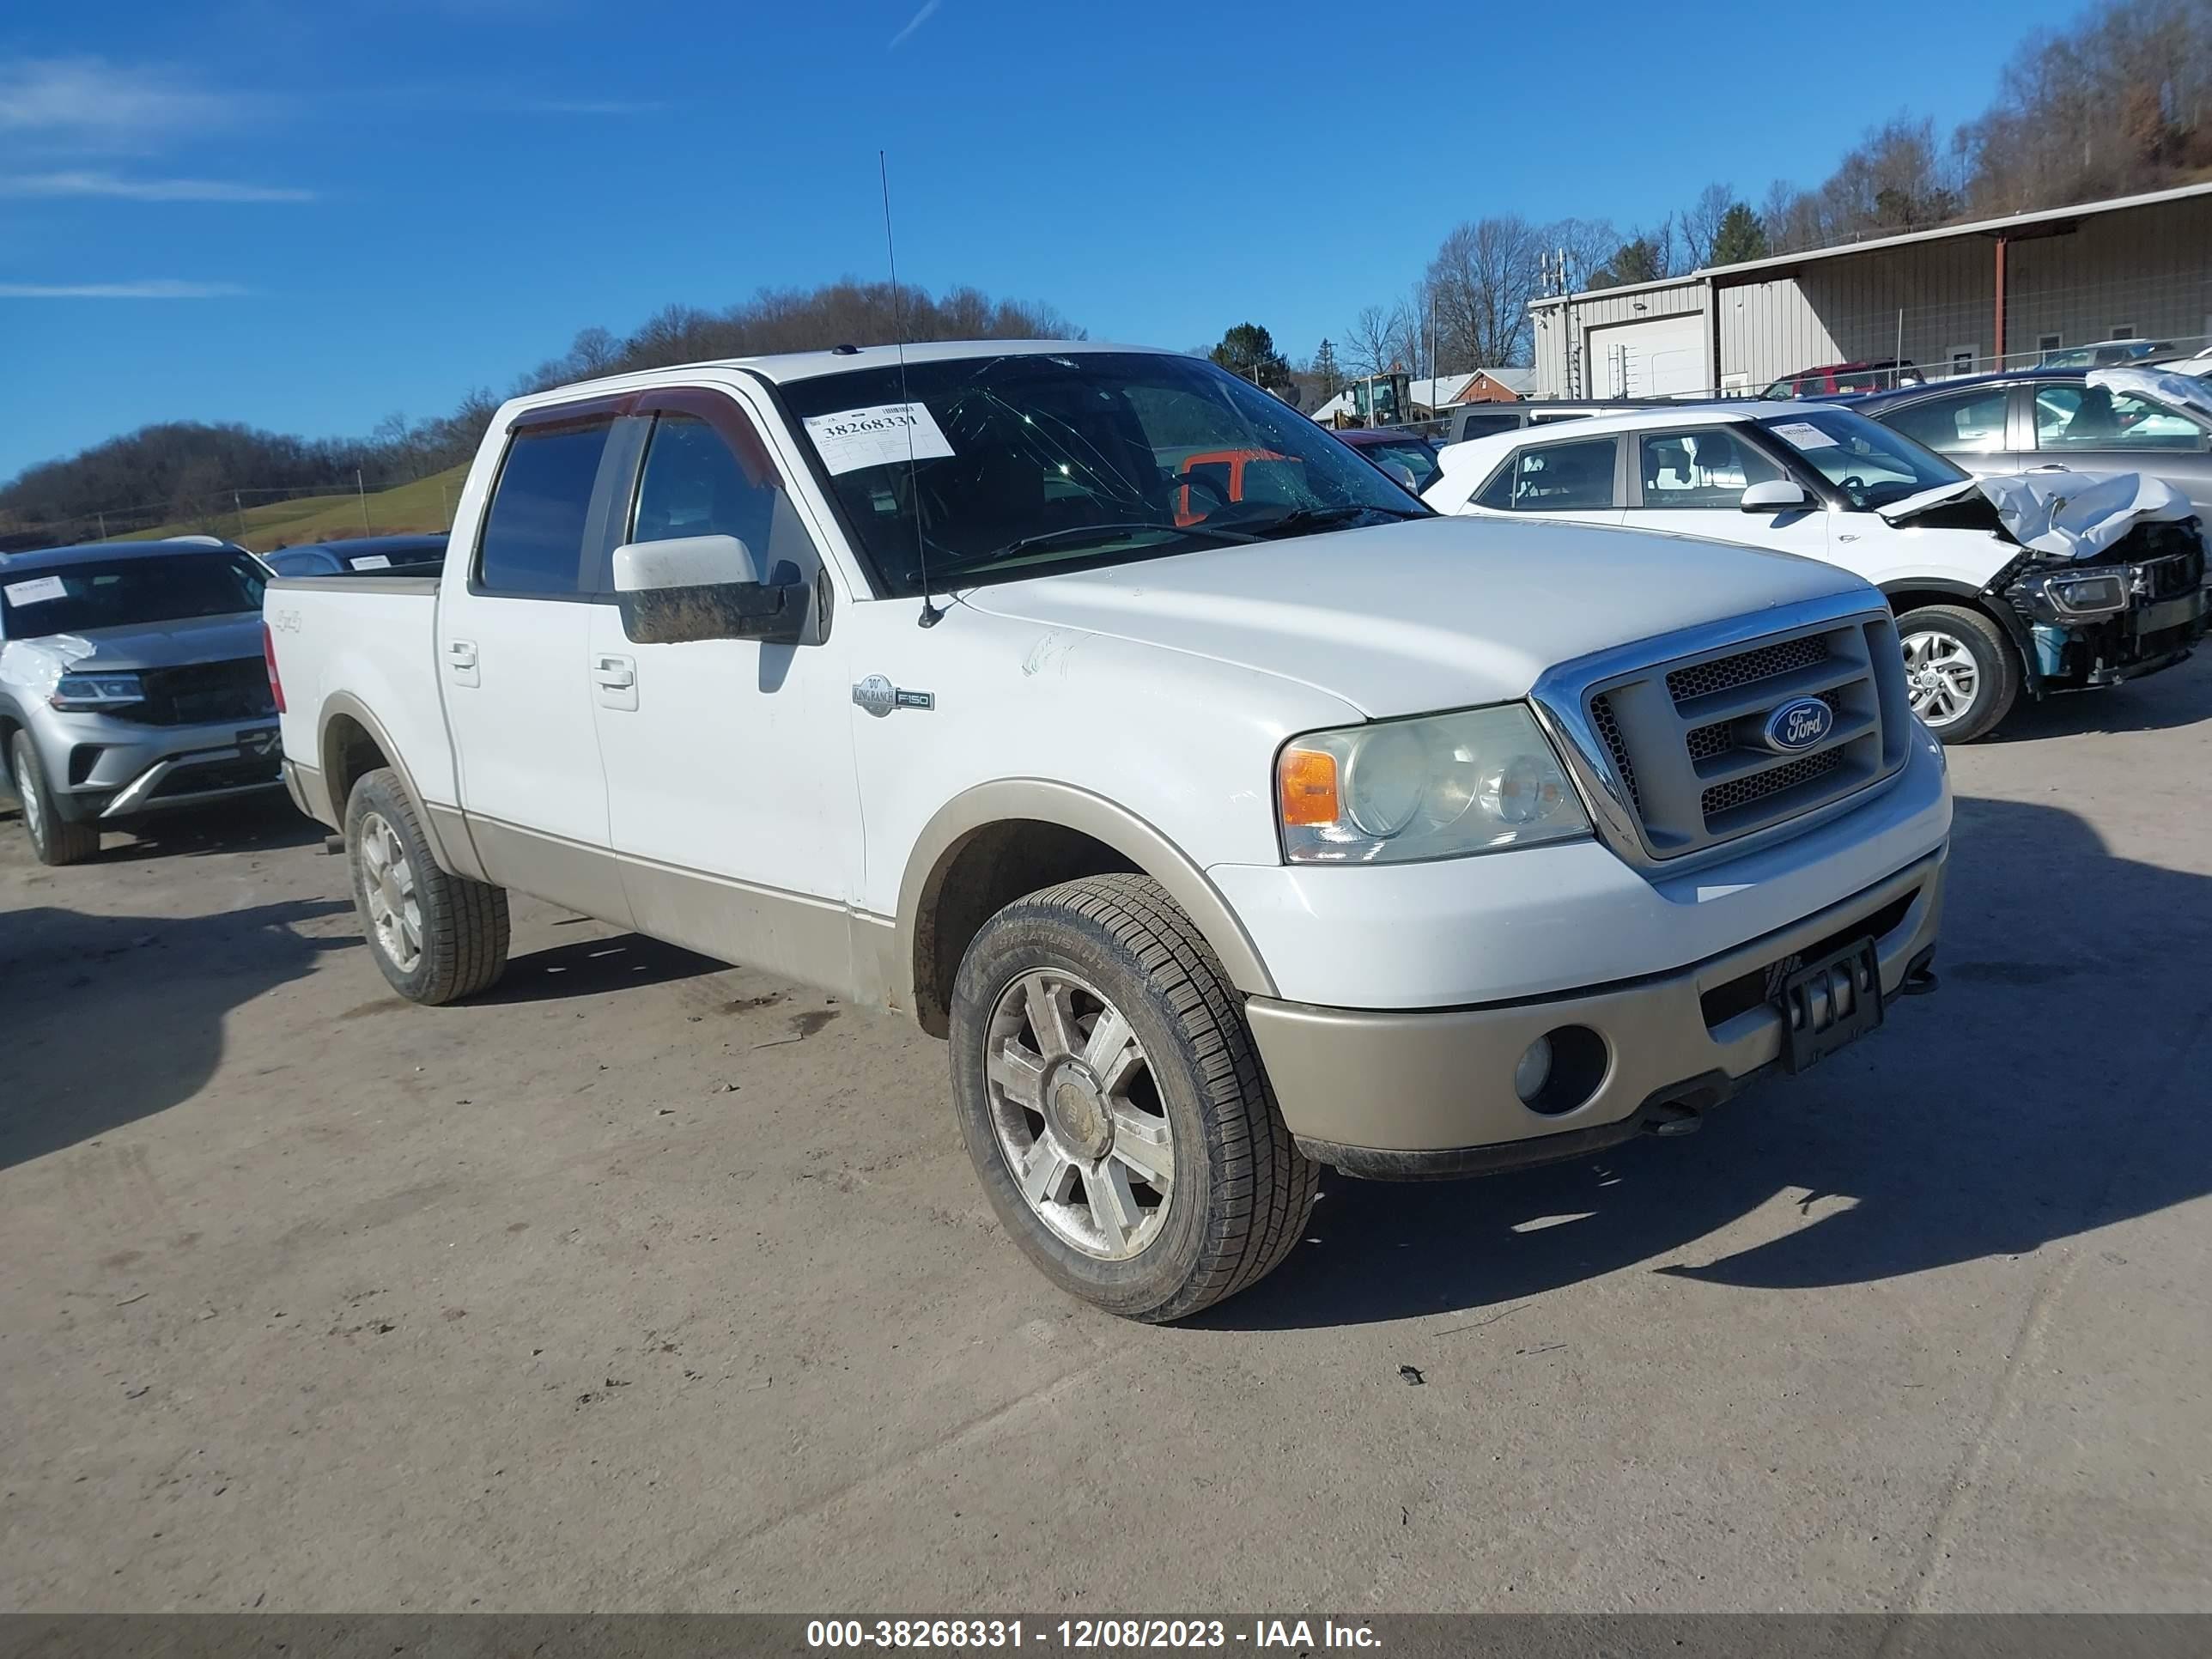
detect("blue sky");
top-left (1, 0), bottom-right (2087, 483)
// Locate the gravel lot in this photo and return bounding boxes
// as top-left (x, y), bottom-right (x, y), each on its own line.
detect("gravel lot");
top-left (4, 659), bottom-right (2210, 1614)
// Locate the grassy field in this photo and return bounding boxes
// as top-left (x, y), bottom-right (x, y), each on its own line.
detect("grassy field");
top-left (107, 464), bottom-right (469, 551)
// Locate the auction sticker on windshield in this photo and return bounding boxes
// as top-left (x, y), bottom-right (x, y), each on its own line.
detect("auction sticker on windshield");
top-left (803, 403), bottom-right (956, 476)
top-left (3, 576), bottom-right (67, 606)
top-left (1769, 422), bottom-right (1839, 450)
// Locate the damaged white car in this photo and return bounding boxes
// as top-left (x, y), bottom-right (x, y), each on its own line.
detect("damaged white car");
top-left (1425, 402), bottom-right (2209, 741)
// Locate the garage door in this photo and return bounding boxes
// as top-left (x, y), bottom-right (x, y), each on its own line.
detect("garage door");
top-left (1585, 313), bottom-right (1708, 398)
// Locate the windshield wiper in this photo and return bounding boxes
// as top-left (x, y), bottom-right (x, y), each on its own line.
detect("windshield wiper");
top-left (931, 520), bottom-right (1263, 578)
top-left (1240, 502), bottom-right (1429, 538)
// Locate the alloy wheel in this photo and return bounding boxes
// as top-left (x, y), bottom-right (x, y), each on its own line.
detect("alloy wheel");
top-left (357, 809), bottom-right (423, 975)
top-left (15, 754), bottom-right (43, 849)
top-left (1901, 628), bottom-right (1980, 728)
top-left (982, 967), bottom-right (1175, 1261)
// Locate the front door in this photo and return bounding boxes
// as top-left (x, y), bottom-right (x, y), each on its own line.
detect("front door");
top-left (1625, 427), bottom-right (1835, 564)
top-left (437, 402), bottom-right (629, 926)
top-left (584, 386), bottom-right (865, 994)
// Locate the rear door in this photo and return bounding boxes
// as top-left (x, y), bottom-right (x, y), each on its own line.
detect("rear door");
top-left (1458, 433), bottom-right (1626, 528)
top-left (436, 400), bottom-right (632, 924)
top-left (1869, 384), bottom-right (2021, 483)
top-left (582, 386), bottom-right (865, 992)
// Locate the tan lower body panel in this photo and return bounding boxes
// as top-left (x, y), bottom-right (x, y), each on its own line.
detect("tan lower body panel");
top-left (1246, 848), bottom-right (1945, 1158)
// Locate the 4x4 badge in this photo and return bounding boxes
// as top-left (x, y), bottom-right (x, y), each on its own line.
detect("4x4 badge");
top-left (852, 676), bottom-right (934, 716)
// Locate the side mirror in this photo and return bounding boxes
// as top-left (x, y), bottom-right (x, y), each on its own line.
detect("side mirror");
top-left (611, 534), bottom-right (811, 646)
top-left (1741, 479), bottom-right (1810, 513)
top-left (1380, 460), bottom-right (1420, 492)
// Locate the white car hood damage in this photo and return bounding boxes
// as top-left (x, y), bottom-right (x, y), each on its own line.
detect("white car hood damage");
top-left (1878, 466), bottom-right (2193, 561)
top-left (962, 515), bottom-right (1869, 719)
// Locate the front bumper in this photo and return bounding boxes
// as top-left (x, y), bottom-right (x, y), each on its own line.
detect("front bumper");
top-left (44, 712), bottom-right (285, 823)
top-left (1247, 844), bottom-right (1946, 1176)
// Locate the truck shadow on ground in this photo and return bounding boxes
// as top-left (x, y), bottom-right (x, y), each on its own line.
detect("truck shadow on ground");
top-left (0, 897), bottom-right (356, 1171)
top-left (474, 931), bottom-right (723, 1006)
top-left (1206, 791), bottom-right (2212, 1332)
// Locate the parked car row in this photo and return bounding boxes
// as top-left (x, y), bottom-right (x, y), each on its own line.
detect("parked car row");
top-left (1422, 400), bottom-right (2208, 741)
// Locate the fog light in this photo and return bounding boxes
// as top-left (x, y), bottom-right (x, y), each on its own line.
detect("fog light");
top-left (1513, 1035), bottom-right (1554, 1103)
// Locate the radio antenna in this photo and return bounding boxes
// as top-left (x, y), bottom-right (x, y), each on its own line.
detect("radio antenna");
top-left (880, 150), bottom-right (940, 628)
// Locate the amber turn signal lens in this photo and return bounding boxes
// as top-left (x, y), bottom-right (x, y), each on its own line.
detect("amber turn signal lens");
top-left (1279, 747), bottom-right (1340, 827)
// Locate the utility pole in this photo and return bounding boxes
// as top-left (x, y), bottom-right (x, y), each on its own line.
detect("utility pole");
top-left (356, 468), bottom-right (370, 531)
top-left (96, 511), bottom-right (107, 539)
top-left (234, 489), bottom-right (245, 538)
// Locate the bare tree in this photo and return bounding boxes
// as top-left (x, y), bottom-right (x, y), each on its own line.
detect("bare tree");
top-left (1425, 216), bottom-right (1547, 368)
top-left (1544, 216), bottom-right (1623, 295)
top-left (1345, 305), bottom-right (1402, 379)
top-left (1680, 183), bottom-right (1735, 268)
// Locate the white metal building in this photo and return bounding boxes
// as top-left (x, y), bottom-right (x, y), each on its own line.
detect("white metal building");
top-left (1531, 181), bottom-right (2212, 399)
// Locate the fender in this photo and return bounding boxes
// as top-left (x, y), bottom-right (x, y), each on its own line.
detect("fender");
top-left (315, 691), bottom-right (489, 881)
top-left (896, 778), bottom-right (1279, 1020)
top-left (1879, 573), bottom-right (2045, 698)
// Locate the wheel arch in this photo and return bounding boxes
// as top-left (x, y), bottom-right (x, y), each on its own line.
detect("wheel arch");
top-left (896, 781), bottom-right (1278, 1039)
top-left (316, 692), bottom-right (477, 874)
top-left (1880, 579), bottom-right (2042, 694)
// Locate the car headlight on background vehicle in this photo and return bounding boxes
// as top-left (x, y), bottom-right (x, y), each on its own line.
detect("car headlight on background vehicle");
top-left (1277, 704), bottom-right (1592, 864)
top-left (49, 672), bottom-right (146, 712)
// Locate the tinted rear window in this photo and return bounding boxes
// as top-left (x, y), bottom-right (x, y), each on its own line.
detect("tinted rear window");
top-left (477, 422), bottom-right (614, 595)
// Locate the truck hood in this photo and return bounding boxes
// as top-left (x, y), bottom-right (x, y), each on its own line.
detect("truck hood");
top-left (1879, 469), bottom-right (2193, 561)
top-left (0, 611), bottom-right (263, 698)
top-left (960, 516), bottom-right (1868, 718)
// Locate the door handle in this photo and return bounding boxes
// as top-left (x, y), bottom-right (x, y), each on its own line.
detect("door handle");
top-left (2029, 464), bottom-right (2069, 472)
top-left (592, 657), bottom-right (635, 689)
top-left (445, 641), bottom-right (478, 669)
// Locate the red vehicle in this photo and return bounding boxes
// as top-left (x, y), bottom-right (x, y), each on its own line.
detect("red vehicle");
top-left (1174, 447), bottom-right (1304, 526)
top-left (1760, 359), bottom-right (1923, 398)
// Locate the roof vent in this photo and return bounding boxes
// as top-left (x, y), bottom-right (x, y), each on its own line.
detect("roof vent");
top-left (830, 343), bottom-right (861, 356)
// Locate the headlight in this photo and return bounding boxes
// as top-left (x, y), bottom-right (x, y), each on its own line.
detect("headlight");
top-left (2042, 571), bottom-right (2129, 617)
top-left (1277, 704), bottom-right (1592, 864)
top-left (50, 672), bottom-right (146, 712)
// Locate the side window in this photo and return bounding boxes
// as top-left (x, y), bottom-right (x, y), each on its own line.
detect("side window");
top-left (1637, 429), bottom-right (1783, 507)
top-left (1882, 389), bottom-right (2009, 455)
top-left (627, 410), bottom-right (823, 583)
top-left (1455, 408), bottom-right (1523, 441)
top-left (2035, 386), bottom-right (2207, 452)
top-left (1481, 437), bottom-right (1617, 511)
top-left (477, 419), bottom-right (615, 595)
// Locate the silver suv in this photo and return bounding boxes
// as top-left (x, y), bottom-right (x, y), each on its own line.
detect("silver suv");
top-left (0, 538), bottom-right (283, 865)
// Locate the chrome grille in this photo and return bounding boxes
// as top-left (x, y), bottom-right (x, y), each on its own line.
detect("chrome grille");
top-left (1589, 694), bottom-right (1641, 810)
top-left (1539, 606), bottom-right (1911, 864)
top-left (1701, 748), bottom-right (1842, 819)
top-left (1664, 635), bottom-right (1827, 703)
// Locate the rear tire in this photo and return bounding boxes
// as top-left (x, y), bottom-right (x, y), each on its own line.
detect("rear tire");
top-left (949, 872), bottom-right (1317, 1322)
top-left (344, 767), bottom-right (509, 1004)
top-left (10, 732), bottom-right (100, 866)
top-left (1896, 604), bottom-right (2018, 743)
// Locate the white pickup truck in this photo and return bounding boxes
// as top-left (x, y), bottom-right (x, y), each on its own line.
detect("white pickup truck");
top-left (267, 341), bottom-right (1952, 1321)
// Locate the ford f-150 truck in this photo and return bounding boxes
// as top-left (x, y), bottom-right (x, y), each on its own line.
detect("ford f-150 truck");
top-left (266, 341), bottom-right (1951, 1321)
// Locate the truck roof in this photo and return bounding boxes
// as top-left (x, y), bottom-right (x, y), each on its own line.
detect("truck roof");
top-left (537, 339), bottom-right (1175, 400)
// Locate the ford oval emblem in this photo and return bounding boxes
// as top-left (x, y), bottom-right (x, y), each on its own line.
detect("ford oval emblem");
top-left (1764, 696), bottom-right (1834, 753)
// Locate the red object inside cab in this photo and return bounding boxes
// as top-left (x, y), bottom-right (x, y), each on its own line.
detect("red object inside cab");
top-left (1176, 448), bottom-right (1304, 526)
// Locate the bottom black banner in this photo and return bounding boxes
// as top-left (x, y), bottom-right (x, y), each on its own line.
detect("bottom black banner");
top-left (3, 1615), bottom-right (2209, 1659)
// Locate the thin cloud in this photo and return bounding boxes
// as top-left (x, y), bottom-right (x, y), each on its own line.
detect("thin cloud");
top-left (0, 171), bottom-right (314, 203)
top-left (509, 96), bottom-right (667, 115)
top-left (888, 0), bottom-right (941, 50)
top-left (0, 280), bottom-right (249, 299)
top-left (0, 57), bottom-right (235, 143)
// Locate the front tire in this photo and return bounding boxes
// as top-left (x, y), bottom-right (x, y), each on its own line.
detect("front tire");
top-left (949, 873), bottom-right (1316, 1322)
top-left (10, 732), bottom-right (100, 866)
top-left (344, 767), bottom-right (510, 1004)
top-left (1896, 604), bottom-right (2018, 743)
